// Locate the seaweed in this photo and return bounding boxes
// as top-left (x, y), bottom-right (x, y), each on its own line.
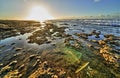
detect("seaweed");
top-left (75, 62), bottom-right (89, 73)
top-left (63, 46), bottom-right (82, 65)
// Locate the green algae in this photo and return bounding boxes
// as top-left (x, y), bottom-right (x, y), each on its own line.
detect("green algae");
top-left (63, 47), bottom-right (82, 65)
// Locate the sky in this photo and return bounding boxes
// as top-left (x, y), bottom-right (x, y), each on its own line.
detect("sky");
top-left (0, 0), bottom-right (120, 19)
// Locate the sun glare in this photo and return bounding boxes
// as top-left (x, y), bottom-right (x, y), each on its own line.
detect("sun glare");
top-left (26, 6), bottom-right (54, 22)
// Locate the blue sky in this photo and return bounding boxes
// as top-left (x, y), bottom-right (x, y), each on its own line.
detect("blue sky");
top-left (0, 0), bottom-right (120, 19)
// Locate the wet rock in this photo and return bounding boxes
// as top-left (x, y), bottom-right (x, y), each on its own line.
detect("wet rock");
top-left (73, 25), bottom-right (77, 26)
top-left (38, 74), bottom-right (51, 78)
top-left (33, 59), bottom-right (41, 67)
top-left (0, 63), bottom-right (3, 67)
top-left (15, 48), bottom-right (22, 51)
top-left (13, 52), bottom-right (22, 57)
top-left (52, 32), bottom-right (60, 37)
top-left (11, 43), bottom-right (15, 45)
top-left (0, 65), bottom-right (12, 75)
top-left (107, 36), bottom-right (113, 41)
top-left (29, 54), bottom-right (36, 60)
top-left (60, 23), bottom-right (69, 25)
top-left (0, 24), bottom-right (13, 30)
top-left (64, 34), bottom-right (71, 37)
top-left (99, 45), bottom-right (118, 64)
top-left (94, 46), bottom-right (101, 50)
top-left (100, 45), bottom-right (112, 54)
top-left (91, 30), bottom-right (96, 35)
top-left (0, 45), bottom-right (6, 48)
top-left (51, 43), bottom-right (56, 47)
top-left (9, 61), bottom-right (17, 66)
top-left (74, 43), bottom-right (81, 49)
top-left (36, 56), bottom-right (41, 59)
top-left (104, 34), bottom-right (114, 38)
top-left (46, 41), bottom-right (51, 44)
top-left (96, 31), bottom-right (101, 35)
top-left (4, 70), bottom-right (22, 78)
top-left (50, 29), bottom-right (54, 33)
top-left (98, 40), bottom-right (106, 45)
top-left (19, 38), bottom-right (22, 40)
top-left (91, 30), bottom-right (101, 38)
top-left (102, 53), bottom-right (116, 63)
top-left (80, 33), bottom-right (88, 39)
top-left (87, 44), bottom-right (93, 48)
top-left (18, 64), bottom-right (25, 71)
top-left (51, 74), bottom-right (58, 78)
top-left (28, 61), bottom-right (52, 78)
top-left (95, 35), bottom-right (100, 38)
top-left (43, 61), bottom-right (49, 70)
top-left (0, 61), bottom-right (17, 76)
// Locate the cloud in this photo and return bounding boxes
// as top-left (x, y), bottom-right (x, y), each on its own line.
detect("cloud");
top-left (94, 0), bottom-right (101, 2)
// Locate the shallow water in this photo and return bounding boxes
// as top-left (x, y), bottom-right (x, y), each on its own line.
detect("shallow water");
top-left (88, 35), bottom-right (105, 40)
top-left (57, 20), bottom-right (120, 36)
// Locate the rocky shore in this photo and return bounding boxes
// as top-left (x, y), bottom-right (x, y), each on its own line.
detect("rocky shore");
top-left (0, 19), bottom-right (120, 78)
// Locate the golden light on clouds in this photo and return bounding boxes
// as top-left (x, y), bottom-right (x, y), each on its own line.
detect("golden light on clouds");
top-left (26, 6), bottom-right (54, 22)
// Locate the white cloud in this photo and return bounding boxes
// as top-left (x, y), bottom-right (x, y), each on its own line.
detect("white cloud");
top-left (94, 0), bottom-right (101, 2)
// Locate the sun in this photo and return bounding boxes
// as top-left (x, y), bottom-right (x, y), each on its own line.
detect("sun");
top-left (26, 6), bottom-right (54, 22)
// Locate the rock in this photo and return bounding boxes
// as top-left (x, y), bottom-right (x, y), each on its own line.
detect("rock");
top-left (46, 41), bottom-right (51, 44)
top-left (0, 61), bottom-right (17, 75)
top-left (0, 45), bottom-right (5, 48)
top-left (9, 61), bottom-right (17, 66)
top-left (102, 53), bottom-right (116, 63)
top-left (99, 45), bottom-right (117, 63)
top-left (91, 30), bottom-right (96, 35)
top-left (107, 37), bottom-right (113, 41)
top-left (18, 64), bottom-right (25, 71)
top-left (43, 61), bottom-right (49, 70)
top-left (29, 55), bottom-right (36, 60)
top-left (19, 38), bottom-right (22, 40)
top-left (51, 43), bottom-right (56, 47)
top-left (91, 40), bottom-right (97, 43)
top-left (36, 56), bottom-right (41, 59)
top-left (95, 35), bottom-right (100, 38)
top-left (51, 75), bottom-right (58, 78)
top-left (98, 40), bottom-right (106, 45)
top-left (11, 43), bottom-right (15, 45)
top-left (50, 29), bottom-right (54, 32)
top-left (94, 46), bottom-right (101, 50)
top-left (0, 65), bottom-right (11, 75)
top-left (0, 63), bottom-right (3, 67)
top-left (13, 52), bottom-right (22, 57)
top-left (4, 70), bottom-right (21, 78)
top-left (15, 48), bottom-right (22, 51)
top-left (33, 60), bottom-right (40, 67)
top-left (87, 44), bottom-right (93, 48)
top-left (104, 34), bottom-right (114, 38)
